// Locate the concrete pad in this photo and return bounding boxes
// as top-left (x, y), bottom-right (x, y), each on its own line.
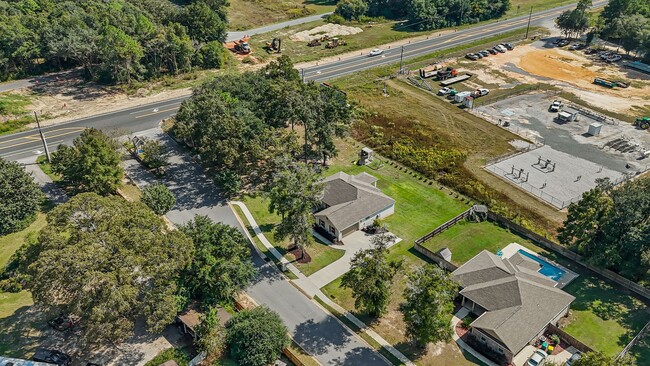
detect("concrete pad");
top-left (308, 230), bottom-right (401, 289)
top-left (512, 345), bottom-right (537, 366)
top-left (486, 145), bottom-right (624, 208)
top-left (547, 346), bottom-right (579, 365)
top-left (499, 243), bottom-right (579, 288)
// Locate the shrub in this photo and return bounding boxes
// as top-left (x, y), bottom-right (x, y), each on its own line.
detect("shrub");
top-left (141, 183), bottom-right (176, 215)
top-left (0, 278), bottom-right (23, 293)
top-left (326, 13), bottom-right (345, 25)
top-left (226, 307), bottom-right (290, 366)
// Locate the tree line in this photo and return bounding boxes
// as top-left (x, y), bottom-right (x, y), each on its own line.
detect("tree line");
top-left (335, 0), bottom-right (511, 31)
top-left (0, 0), bottom-right (229, 83)
top-left (556, 0), bottom-right (650, 61)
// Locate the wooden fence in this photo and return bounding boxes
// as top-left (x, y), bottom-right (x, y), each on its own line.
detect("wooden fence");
top-left (485, 213), bottom-right (650, 302)
top-left (547, 324), bottom-right (593, 354)
top-left (415, 206), bottom-right (478, 245)
top-left (413, 243), bottom-right (458, 272)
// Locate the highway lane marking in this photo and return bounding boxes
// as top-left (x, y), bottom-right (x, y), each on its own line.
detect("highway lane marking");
top-left (304, 6), bottom-right (569, 79)
top-left (134, 107), bottom-right (179, 119)
top-left (0, 127), bottom-right (85, 151)
top-left (129, 101), bottom-right (183, 115)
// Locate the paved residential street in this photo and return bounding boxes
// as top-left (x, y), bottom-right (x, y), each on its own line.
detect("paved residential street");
top-left (123, 128), bottom-right (389, 366)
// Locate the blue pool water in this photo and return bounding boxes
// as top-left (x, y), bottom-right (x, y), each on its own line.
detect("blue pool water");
top-left (517, 249), bottom-right (566, 281)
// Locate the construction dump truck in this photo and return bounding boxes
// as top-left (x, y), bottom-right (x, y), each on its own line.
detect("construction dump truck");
top-left (225, 36), bottom-right (252, 55)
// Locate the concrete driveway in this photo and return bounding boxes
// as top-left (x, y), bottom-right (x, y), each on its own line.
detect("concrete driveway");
top-left (307, 231), bottom-right (401, 289)
top-left (123, 128), bottom-right (389, 366)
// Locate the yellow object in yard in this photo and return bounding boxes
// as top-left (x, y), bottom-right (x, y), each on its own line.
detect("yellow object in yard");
top-left (547, 345), bottom-right (554, 354)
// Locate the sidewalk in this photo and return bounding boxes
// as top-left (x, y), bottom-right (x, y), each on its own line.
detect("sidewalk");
top-left (451, 308), bottom-right (499, 366)
top-left (230, 200), bottom-right (415, 366)
top-left (20, 157), bottom-right (68, 204)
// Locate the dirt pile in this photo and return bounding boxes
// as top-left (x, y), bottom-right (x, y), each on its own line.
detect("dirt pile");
top-left (290, 24), bottom-right (363, 42)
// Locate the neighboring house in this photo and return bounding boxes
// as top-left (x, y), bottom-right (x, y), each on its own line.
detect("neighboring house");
top-left (452, 250), bottom-right (575, 363)
top-left (314, 172), bottom-right (395, 241)
top-left (177, 303), bottom-right (232, 339)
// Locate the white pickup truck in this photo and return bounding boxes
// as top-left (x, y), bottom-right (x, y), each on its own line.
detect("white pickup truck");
top-left (549, 100), bottom-right (563, 112)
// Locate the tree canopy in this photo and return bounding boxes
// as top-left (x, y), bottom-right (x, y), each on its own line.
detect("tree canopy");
top-left (0, 0), bottom-right (229, 83)
top-left (555, 0), bottom-right (592, 39)
top-left (335, 0), bottom-right (510, 30)
top-left (21, 193), bottom-right (193, 343)
top-left (226, 306), bottom-right (290, 366)
top-left (195, 306), bottom-right (227, 360)
top-left (598, 0), bottom-right (650, 59)
top-left (0, 157), bottom-right (45, 235)
top-left (173, 56), bottom-right (352, 195)
top-left (572, 351), bottom-right (635, 366)
top-left (179, 216), bottom-right (257, 305)
top-left (51, 128), bottom-right (123, 195)
top-left (400, 265), bottom-right (458, 346)
top-left (559, 178), bottom-right (650, 281)
top-left (141, 183), bottom-right (176, 215)
top-left (341, 232), bottom-right (401, 317)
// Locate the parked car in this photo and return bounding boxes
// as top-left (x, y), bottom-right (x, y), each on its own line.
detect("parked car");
top-left (606, 55), bottom-right (622, 62)
top-left (494, 44), bottom-right (507, 53)
top-left (33, 348), bottom-right (72, 366)
top-left (549, 100), bottom-right (563, 112)
top-left (368, 48), bottom-right (384, 56)
top-left (438, 87), bottom-right (456, 95)
top-left (465, 53), bottom-right (479, 60)
top-left (565, 352), bottom-right (582, 366)
top-left (475, 52), bottom-right (484, 58)
top-left (502, 43), bottom-right (514, 50)
top-left (526, 350), bottom-right (547, 366)
top-left (584, 48), bottom-right (597, 55)
top-left (48, 314), bottom-right (78, 331)
top-left (474, 88), bottom-right (489, 97)
top-left (478, 50), bottom-right (490, 57)
top-left (557, 39), bottom-right (570, 47)
top-left (487, 48), bottom-right (497, 55)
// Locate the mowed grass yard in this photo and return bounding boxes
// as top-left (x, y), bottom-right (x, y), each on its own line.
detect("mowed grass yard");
top-left (0, 213), bottom-right (46, 355)
top-left (228, 0), bottom-right (337, 30)
top-left (241, 194), bottom-right (345, 276)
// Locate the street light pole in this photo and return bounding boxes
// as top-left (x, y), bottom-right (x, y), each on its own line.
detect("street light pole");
top-left (525, 6), bottom-right (533, 39)
top-left (34, 111), bottom-right (51, 163)
top-left (399, 46), bottom-right (404, 74)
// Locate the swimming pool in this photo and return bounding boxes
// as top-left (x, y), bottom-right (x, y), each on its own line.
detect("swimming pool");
top-left (517, 249), bottom-right (566, 281)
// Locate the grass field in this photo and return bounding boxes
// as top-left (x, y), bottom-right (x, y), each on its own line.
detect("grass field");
top-left (228, 0), bottom-right (337, 31)
top-left (420, 220), bottom-right (541, 265)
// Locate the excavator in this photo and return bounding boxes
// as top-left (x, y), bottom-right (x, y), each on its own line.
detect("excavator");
top-left (265, 38), bottom-right (281, 53)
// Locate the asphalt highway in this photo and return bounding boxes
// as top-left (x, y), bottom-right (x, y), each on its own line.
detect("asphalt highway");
top-left (0, 1), bottom-right (607, 161)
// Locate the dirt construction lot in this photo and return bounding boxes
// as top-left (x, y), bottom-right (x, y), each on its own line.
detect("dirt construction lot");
top-left (459, 41), bottom-right (650, 117)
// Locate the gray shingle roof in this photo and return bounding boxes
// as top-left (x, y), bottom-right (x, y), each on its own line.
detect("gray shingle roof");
top-left (453, 250), bottom-right (575, 354)
top-left (315, 172), bottom-right (394, 230)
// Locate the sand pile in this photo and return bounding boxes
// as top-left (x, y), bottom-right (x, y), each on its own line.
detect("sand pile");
top-left (290, 24), bottom-right (363, 42)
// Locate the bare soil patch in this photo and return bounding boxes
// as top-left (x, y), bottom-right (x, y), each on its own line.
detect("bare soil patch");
top-left (290, 23), bottom-right (363, 42)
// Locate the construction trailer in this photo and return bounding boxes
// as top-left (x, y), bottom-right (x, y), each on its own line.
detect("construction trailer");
top-left (419, 64), bottom-right (447, 78)
top-left (594, 78), bottom-right (615, 88)
top-left (453, 91), bottom-right (472, 103)
top-left (440, 73), bottom-right (472, 87)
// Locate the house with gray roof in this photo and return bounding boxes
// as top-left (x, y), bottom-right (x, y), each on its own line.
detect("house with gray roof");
top-left (314, 172), bottom-right (395, 241)
top-left (452, 250), bottom-right (575, 363)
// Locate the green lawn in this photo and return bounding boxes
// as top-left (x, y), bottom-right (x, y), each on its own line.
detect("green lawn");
top-left (0, 212), bottom-right (46, 269)
top-left (241, 195), bottom-right (345, 276)
top-left (420, 220), bottom-right (541, 265)
top-left (228, 0), bottom-right (337, 31)
top-left (35, 155), bottom-right (61, 182)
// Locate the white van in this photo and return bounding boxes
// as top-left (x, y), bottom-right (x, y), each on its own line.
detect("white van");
top-left (454, 91), bottom-right (472, 103)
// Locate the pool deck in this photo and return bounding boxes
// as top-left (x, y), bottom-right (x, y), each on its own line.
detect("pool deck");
top-left (500, 243), bottom-right (579, 288)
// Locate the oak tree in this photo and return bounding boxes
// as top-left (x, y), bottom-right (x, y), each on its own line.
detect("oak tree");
top-left (0, 158), bottom-right (45, 235)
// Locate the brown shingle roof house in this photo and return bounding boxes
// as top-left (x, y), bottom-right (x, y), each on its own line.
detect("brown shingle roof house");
top-left (314, 172), bottom-right (395, 241)
top-left (452, 250), bottom-right (575, 363)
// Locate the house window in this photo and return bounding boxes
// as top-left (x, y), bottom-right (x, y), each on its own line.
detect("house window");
top-left (319, 219), bottom-right (325, 227)
top-left (498, 348), bottom-right (504, 354)
top-left (329, 226), bottom-right (336, 234)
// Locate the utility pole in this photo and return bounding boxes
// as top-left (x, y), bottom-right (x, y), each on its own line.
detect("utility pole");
top-left (525, 6), bottom-right (533, 39)
top-left (34, 111), bottom-right (51, 163)
top-left (301, 68), bottom-right (305, 82)
top-left (399, 46), bottom-right (404, 74)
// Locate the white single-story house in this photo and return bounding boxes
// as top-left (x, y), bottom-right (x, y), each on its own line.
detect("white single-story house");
top-left (452, 250), bottom-right (575, 363)
top-left (314, 172), bottom-right (395, 241)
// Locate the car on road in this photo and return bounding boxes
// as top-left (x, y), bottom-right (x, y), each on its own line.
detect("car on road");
top-left (368, 48), bottom-right (384, 56)
top-left (565, 352), bottom-right (582, 366)
top-left (526, 350), bottom-right (547, 366)
top-left (465, 53), bottom-right (479, 60)
top-left (33, 348), bottom-right (72, 366)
